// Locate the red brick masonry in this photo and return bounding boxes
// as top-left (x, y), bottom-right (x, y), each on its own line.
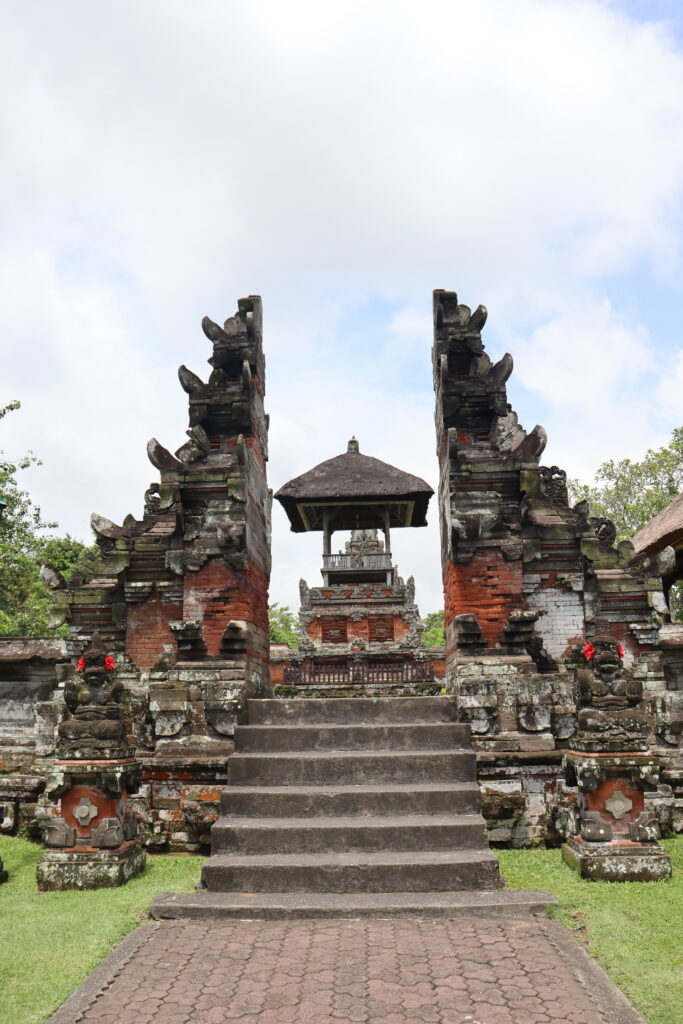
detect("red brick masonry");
top-left (444, 553), bottom-right (524, 649)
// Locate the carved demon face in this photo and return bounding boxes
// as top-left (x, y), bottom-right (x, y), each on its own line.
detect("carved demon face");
top-left (76, 632), bottom-right (116, 690)
top-left (590, 636), bottom-right (623, 683)
top-left (83, 661), bottom-right (107, 688)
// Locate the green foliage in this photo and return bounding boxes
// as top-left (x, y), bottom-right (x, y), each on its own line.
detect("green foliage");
top-left (567, 427), bottom-right (683, 542)
top-left (41, 534), bottom-right (100, 581)
top-left (0, 400), bottom-right (20, 422)
top-left (269, 602), bottom-right (299, 648)
top-left (568, 426), bottom-right (683, 621)
top-left (498, 837), bottom-right (683, 1024)
top-left (421, 609), bottom-right (445, 647)
top-left (0, 836), bottom-right (204, 1024)
top-left (0, 401), bottom-right (97, 637)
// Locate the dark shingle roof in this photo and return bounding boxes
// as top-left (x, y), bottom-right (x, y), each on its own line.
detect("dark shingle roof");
top-left (275, 439), bottom-right (434, 532)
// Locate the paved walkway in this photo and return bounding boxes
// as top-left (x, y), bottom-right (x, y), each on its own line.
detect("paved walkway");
top-left (49, 916), bottom-right (645, 1024)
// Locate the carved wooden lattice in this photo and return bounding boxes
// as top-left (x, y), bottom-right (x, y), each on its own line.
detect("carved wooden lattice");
top-left (368, 616), bottom-right (395, 643)
top-left (321, 617), bottom-right (348, 643)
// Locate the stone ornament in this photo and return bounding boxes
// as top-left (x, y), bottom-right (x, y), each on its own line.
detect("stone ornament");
top-left (590, 516), bottom-right (617, 550)
top-left (604, 790), bottom-right (632, 820)
top-left (58, 632), bottom-right (126, 757)
top-left (574, 636), bottom-right (652, 752)
top-left (538, 465), bottom-right (569, 506)
top-left (44, 817), bottom-right (76, 848)
top-left (73, 797), bottom-right (98, 827)
top-left (561, 632), bottom-right (670, 879)
top-left (38, 631), bottom-right (145, 888)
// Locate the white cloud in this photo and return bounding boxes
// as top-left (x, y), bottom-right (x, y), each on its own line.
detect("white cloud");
top-left (512, 298), bottom-right (654, 412)
top-left (2, 0), bottom-right (683, 616)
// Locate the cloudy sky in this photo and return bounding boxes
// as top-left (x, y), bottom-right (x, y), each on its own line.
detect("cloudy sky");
top-left (2, 0), bottom-right (683, 617)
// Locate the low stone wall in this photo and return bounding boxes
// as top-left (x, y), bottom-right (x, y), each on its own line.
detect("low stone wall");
top-left (1, 634), bottom-right (681, 851)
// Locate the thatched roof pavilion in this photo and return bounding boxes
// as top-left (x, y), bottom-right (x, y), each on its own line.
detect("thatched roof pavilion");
top-left (275, 438), bottom-right (434, 534)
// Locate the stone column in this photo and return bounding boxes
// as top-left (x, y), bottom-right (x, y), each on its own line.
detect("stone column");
top-left (560, 637), bottom-right (672, 881)
top-left (36, 633), bottom-right (146, 891)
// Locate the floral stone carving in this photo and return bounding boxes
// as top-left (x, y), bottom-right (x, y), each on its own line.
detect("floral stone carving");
top-left (604, 789), bottom-right (632, 820)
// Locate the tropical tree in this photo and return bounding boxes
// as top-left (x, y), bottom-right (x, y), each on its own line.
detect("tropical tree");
top-left (568, 426), bottom-right (683, 620)
top-left (0, 401), bottom-right (96, 636)
top-left (268, 602), bottom-right (299, 648)
top-left (568, 427), bottom-right (683, 542)
top-left (421, 609), bottom-right (445, 646)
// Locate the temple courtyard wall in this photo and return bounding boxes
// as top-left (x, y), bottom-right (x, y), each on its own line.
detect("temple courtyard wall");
top-left (1, 636), bottom-right (681, 852)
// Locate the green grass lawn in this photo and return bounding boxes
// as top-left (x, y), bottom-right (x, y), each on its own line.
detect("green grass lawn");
top-left (498, 836), bottom-right (683, 1024)
top-left (0, 836), bottom-right (204, 1024)
top-left (1, 834), bottom-right (681, 1024)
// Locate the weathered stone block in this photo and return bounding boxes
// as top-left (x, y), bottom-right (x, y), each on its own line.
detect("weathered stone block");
top-left (562, 837), bottom-right (671, 881)
top-left (36, 842), bottom-right (146, 891)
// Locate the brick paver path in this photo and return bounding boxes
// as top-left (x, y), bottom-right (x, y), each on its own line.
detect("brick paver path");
top-left (70, 916), bottom-right (642, 1024)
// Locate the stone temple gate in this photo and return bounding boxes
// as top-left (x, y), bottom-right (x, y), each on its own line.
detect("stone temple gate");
top-left (0, 290), bottom-right (681, 869)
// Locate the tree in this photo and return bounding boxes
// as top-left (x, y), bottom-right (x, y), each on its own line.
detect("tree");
top-left (421, 610), bottom-right (445, 647)
top-left (268, 602), bottom-right (299, 648)
top-left (0, 401), bottom-right (97, 636)
top-left (567, 427), bottom-right (683, 542)
top-left (568, 426), bottom-right (683, 621)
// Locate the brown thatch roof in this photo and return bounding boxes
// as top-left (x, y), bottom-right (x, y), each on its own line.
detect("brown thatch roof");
top-left (632, 491), bottom-right (683, 557)
top-left (275, 439), bottom-right (434, 532)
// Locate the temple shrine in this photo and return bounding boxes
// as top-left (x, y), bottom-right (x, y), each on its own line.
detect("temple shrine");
top-left (271, 439), bottom-right (444, 695)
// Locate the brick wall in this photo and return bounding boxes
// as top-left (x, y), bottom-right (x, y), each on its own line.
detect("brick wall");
top-left (444, 553), bottom-right (524, 646)
top-left (182, 560), bottom-right (269, 658)
top-left (127, 591), bottom-right (182, 668)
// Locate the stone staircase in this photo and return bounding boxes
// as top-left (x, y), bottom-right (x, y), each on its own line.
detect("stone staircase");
top-left (152, 697), bottom-right (553, 919)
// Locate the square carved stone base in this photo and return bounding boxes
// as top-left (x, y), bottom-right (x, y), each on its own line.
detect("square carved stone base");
top-left (36, 840), bottom-right (146, 891)
top-left (562, 836), bottom-right (672, 882)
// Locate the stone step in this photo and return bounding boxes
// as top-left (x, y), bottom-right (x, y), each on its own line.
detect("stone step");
top-left (234, 722), bottom-right (471, 753)
top-left (247, 697), bottom-right (457, 725)
top-left (210, 813), bottom-right (488, 855)
top-left (194, 695), bottom-right (513, 907)
top-left (201, 849), bottom-right (503, 893)
top-left (220, 781), bottom-right (482, 817)
top-left (151, 888), bottom-right (557, 921)
top-left (227, 750), bottom-right (476, 787)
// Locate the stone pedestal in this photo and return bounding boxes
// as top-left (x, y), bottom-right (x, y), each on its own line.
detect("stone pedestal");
top-left (36, 757), bottom-right (146, 892)
top-left (561, 751), bottom-right (672, 882)
top-left (37, 841), bottom-right (146, 891)
top-left (562, 835), bottom-right (671, 881)
top-left (36, 633), bottom-right (147, 891)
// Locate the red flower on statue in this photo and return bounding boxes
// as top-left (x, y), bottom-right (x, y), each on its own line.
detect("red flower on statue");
top-left (104, 656), bottom-right (116, 671)
top-left (76, 657), bottom-right (86, 672)
top-left (618, 643), bottom-right (625, 658)
top-left (583, 643), bottom-right (595, 661)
